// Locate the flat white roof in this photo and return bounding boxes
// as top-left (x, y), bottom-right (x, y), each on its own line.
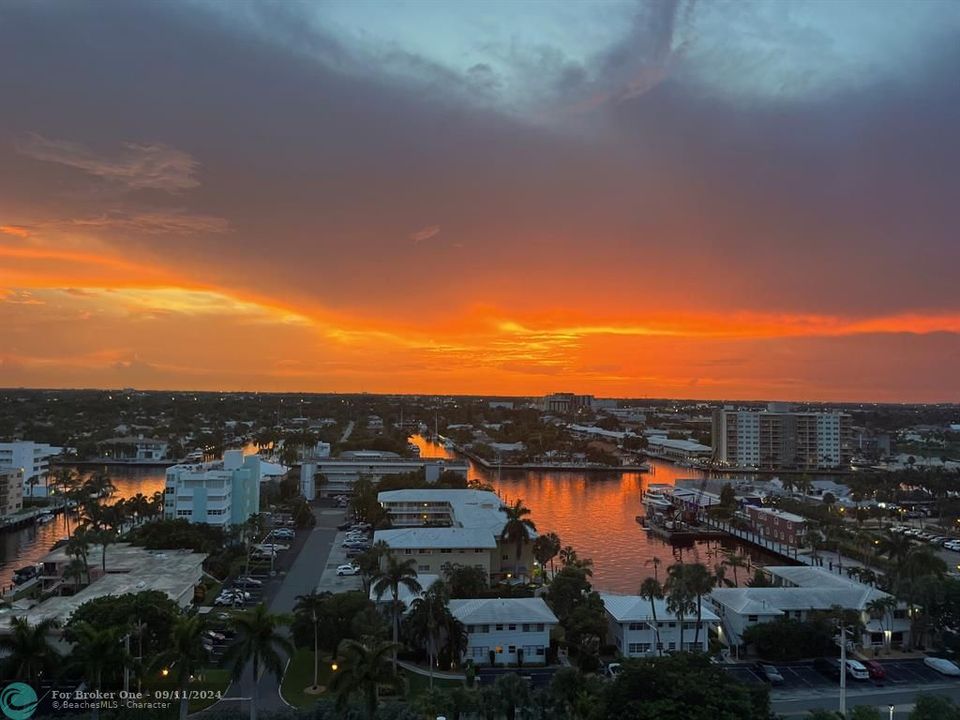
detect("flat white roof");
top-left (374, 527), bottom-right (498, 549)
top-left (600, 593), bottom-right (719, 623)
top-left (378, 489), bottom-right (515, 536)
top-left (647, 436), bottom-right (712, 452)
top-left (449, 597), bottom-right (558, 625)
top-left (709, 584), bottom-right (889, 615)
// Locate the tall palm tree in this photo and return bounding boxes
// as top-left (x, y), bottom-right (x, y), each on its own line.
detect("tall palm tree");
top-left (722, 551), bottom-right (749, 587)
top-left (328, 638), bottom-right (402, 720)
top-left (638, 577), bottom-right (664, 656)
top-left (684, 563), bottom-right (716, 647)
top-left (223, 604), bottom-right (294, 720)
top-left (878, 532), bottom-right (913, 571)
top-left (501, 499), bottom-right (536, 581)
top-left (293, 591), bottom-right (328, 690)
top-left (405, 581), bottom-right (465, 688)
top-left (153, 614), bottom-right (210, 720)
top-left (559, 546), bottom-right (579, 567)
top-left (644, 557), bottom-right (662, 583)
top-left (65, 531), bottom-right (91, 585)
top-left (665, 564), bottom-right (696, 652)
top-left (0, 617), bottom-right (60, 684)
top-left (68, 622), bottom-right (130, 720)
top-left (372, 552), bottom-right (422, 673)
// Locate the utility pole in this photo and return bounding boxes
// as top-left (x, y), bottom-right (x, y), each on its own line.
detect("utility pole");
top-left (839, 623), bottom-right (847, 717)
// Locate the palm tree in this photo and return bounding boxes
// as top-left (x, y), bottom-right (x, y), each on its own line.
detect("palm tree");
top-left (559, 546), bottom-right (579, 567)
top-left (878, 532), bottom-right (913, 571)
top-left (866, 596), bottom-right (898, 652)
top-left (68, 622), bottom-right (130, 720)
top-left (665, 564), bottom-right (696, 652)
top-left (533, 532), bottom-right (561, 583)
top-left (329, 638), bottom-right (402, 720)
top-left (683, 563), bottom-right (716, 647)
top-left (153, 614), bottom-right (210, 720)
top-left (405, 581), bottom-right (465, 688)
top-left (372, 552), bottom-right (422, 673)
top-left (223, 604), bottom-right (294, 720)
top-left (645, 557), bottom-right (662, 583)
top-left (65, 531), bottom-right (91, 585)
top-left (501, 499), bottom-right (536, 581)
top-left (293, 591), bottom-right (328, 691)
top-left (638, 577), bottom-right (664, 656)
top-left (722, 551), bottom-right (749, 586)
top-left (0, 617), bottom-right (60, 684)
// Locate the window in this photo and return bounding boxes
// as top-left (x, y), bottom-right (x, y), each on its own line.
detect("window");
top-left (495, 624), bottom-right (503, 631)
top-left (522, 624), bottom-right (530, 632)
top-left (668, 622), bottom-right (676, 628)
top-left (668, 642), bottom-right (676, 651)
top-left (467, 625), bottom-right (475, 634)
top-left (536, 623), bottom-right (544, 632)
top-left (502, 554), bottom-right (509, 561)
top-left (440, 548), bottom-right (452, 554)
top-left (471, 647), bottom-right (486, 659)
top-left (508, 624), bottom-right (516, 631)
top-left (403, 549), bottom-right (413, 555)
top-left (536, 647), bottom-right (545, 656)
top-left (480, 625), bottom-right (489, 633)
top-left (627, 643), bottom-right (651, 654)
top-left (475, 548), bottom-right (485, 553)
top-left (747, 615), bottom-right (758, 622)
top-left (508, 645), bottom-right (516, 654)
top-left (893, 609), bottom-right (907, 619)
top-left (418, 565), bottom-right (430, 572)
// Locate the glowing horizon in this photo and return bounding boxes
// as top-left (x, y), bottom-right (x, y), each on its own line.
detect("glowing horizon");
top-left (2, 1), bottom-right (959, 402)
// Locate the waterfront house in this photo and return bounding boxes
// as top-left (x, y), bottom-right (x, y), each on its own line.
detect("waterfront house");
top-left (450, 597), bottom-right (557, 665)
top-left (600, 593), bottom-right (719, 656)
top-left (746, 506), bottom-right (807, 547)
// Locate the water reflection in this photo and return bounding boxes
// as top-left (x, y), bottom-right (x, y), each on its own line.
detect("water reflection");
top-left (410, 433), bottom-right (774, 593)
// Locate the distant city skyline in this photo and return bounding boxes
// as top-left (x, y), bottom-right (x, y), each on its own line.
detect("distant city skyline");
top-left (1, 1), bottom-right (959, 402)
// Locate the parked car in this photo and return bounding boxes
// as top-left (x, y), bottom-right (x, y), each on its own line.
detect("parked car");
top-left (337, 521), bottom-right (354, 531)
top-left (924, 657), bottom-right (960, 676)
top-left (814, 657), bottom-right (841, 679)
top-left (336, 563), bottom-right (360, 576)
top-left (345, 548), bottom-right (365, 558)
top-left (754, 662), bottom-right (784, 684)
top-left (862, 659), bottom-right (886, 680)
top-left (845, 659), bottom-right (870, 680)
top-left (235, 576), bottom-right (263, 587)
top-left (204, 629), bottom-right (226, 642)
top-left (604, 663), bottom-right (622, 678)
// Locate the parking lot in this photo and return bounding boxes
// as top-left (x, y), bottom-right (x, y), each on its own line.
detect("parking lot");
top-left (316, 529), bottom-right (365, 594)
top-left (726, 658), bottom-right (958, 692)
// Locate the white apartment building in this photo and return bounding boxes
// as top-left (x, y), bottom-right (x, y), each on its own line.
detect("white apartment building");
top-left (451, 597), bottom-right (557, 666)
top-left (709, 566), bottom-right (910, 650)
top-left (0, 468), bottom-right (24, 516)
top-left (600, 593), bottom-right (718, 656)
top-left (712, 405), bottom-right (852, 470)
top-left (376, 489), bottom-right (536, 582)
top-left (163, 450), bottom-right (261, 526)
top-left (0, 441), bottom-right (62, 497)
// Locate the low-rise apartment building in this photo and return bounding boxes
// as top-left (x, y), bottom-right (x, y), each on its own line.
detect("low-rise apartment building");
top-left (376, 489), bottom-right (536, 582)
top-left (600, 593), bottom-right (719, 656)
top-left (709, 566), bottom-right (910, 650)
top-left (451, 597), bottom-right (557, 665)
top-left (746, 506), bottom-right (807, 546)
top-left (163, 450), bottom-right (261, 526)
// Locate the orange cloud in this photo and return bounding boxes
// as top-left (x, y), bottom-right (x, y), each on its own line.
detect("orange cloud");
top-left (0, 225), bottom-right (31, 238)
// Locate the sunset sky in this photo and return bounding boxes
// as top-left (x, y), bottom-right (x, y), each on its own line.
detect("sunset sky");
top-left (1, 0), bottom-right (959, 402)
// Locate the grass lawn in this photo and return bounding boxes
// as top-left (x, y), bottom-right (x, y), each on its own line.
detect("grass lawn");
top-left (402, 668), bottom-right (463, 697)
top-left (281, 648), bottom-right (334, 709)
top-left (145, 666), bottom-right (231, 713)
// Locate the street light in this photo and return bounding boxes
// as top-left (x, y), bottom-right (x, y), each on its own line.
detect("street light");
top-left (888, 705), bottom-right (895, 720)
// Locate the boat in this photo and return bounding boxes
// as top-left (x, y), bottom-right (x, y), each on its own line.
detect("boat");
top-left (36, 513), bottom-right (55, 524)
top-left (642, 483), bottom-right (675, 505)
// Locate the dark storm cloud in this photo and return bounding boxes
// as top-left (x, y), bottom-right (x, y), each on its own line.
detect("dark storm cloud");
top-left (1, 0), bottom-right (958, 319)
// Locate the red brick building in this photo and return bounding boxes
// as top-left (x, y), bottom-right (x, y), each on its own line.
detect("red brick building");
top-left (746, 506), bottom-right (807, 547)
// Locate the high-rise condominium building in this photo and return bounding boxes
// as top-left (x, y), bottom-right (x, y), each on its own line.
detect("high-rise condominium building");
top-left (711, 405), bottom-right (852, 470)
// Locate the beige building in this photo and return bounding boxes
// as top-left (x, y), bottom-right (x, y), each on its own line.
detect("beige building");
top-left (376, 489), bottom-right (536, 582)
top-left (0, 468), bottom-right (24, 517)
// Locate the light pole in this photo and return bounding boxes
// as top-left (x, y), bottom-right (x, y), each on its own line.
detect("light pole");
top-left (888, 705), bottom-right (895, 720)
top-left (838, 623), bottom-right (848, 717)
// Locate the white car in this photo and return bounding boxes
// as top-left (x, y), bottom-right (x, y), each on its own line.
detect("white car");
top-left (236, 576), bottom-right (263, 586)
top-left (924, 657), bottom-right (960, 676)
top-left (845, 659), bottom-right (869, 680)
top-left (336, 564), bottom-right (360, 576)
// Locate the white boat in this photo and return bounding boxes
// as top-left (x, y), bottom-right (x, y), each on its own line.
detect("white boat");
top-left (36, 513), bottom-right (55, 524)
top-left (642, 483), bottom-right (675, 505)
